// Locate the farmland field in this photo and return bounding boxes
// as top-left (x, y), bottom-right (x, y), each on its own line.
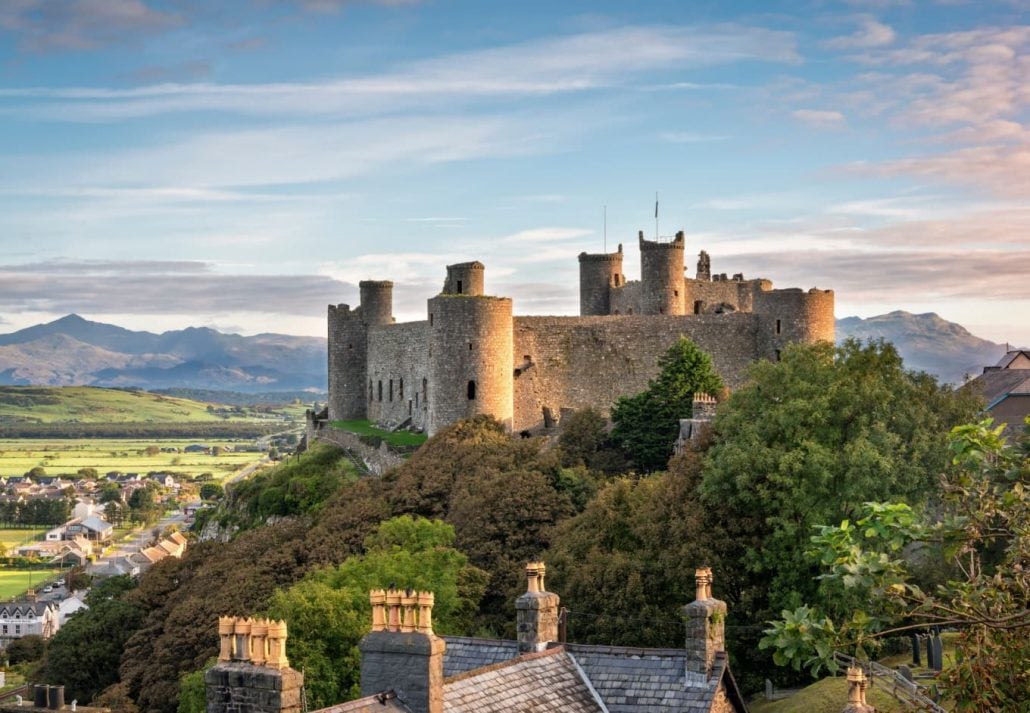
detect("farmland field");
top-left (0, 529), bottom-right (44, 549)
top-left (0, 438), bottom-right (267, 481)
top-left (0, 386), bottom-right (290, 424)
top-left (0, 568), bottom-right (62, 600)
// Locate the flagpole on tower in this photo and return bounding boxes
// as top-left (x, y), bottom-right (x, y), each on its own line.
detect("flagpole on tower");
top-left (655, 192), bottom-right (659, 240)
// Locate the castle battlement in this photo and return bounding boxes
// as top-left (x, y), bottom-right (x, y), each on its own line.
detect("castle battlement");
top-left (328, 232), bottom-right (834, 435)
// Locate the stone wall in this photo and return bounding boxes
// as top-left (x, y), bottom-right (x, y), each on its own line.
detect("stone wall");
top-left (512, 314), bottom-right (762, 433)
top-left (367, 321), bottom-right (430, 431)
top-left (307, 417), bottom-right (406, 476)
top-left (205, 663), bottom-right (303, 713)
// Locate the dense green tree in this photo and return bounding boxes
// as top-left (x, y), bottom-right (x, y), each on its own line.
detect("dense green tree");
top-left (77, 467), bottom-right (98, 478)
top-left (44, 577), bottom-right (144, 703)
top-left (26, 466), bottom-right (46, 478)
top-left (198, 483), bottom-right (224, 501)
top-left (701, 339), bottom-right (979, 622)
top-left (176, 660), bottom-right (214, 713)
top-left (763, 418), bottom-right (1029, 712)
top-left (265, 516), bottom-right (488, 707)
top-left (609, 337), bottom-right (724, 471)
top-left (386, 416), bottom-right (576, 632)
top-left (6, 634), bottom-right (45, 664)
top-left (557, 407), bottom-right (628, 475)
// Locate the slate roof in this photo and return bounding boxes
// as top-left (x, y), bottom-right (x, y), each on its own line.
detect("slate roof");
top-left (80, 515), bottom-right (113, 533)
top-left (564, 644), bottom-right (748, 713)
top-left (991, 350), bottom-right (1030, 369)
top-left (443, 647), bottom-right (603, 713)
top-left (966, 370), bottom-right (1030, 407)
top-left (314, 692), bottom-right (410, 712)
top-left (441, 636), bottom-right (519, 677)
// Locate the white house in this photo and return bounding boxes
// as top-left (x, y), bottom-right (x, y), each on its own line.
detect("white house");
top-left (0, 600), bottom-right (60, 641)
top-left (58, 594), bottom-right (87, 625)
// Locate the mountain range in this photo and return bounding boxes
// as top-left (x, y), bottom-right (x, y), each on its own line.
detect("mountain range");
top-left (0, 315), bottom-right (326, 392)
top-left (0, 311), bottom-right (1015, 392)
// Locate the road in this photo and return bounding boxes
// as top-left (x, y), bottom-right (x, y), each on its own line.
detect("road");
top-left (227, 455), bottom-right (269, 484)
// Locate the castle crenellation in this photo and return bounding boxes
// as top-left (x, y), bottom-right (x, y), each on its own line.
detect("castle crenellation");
top-left (328, 229), bottom-right (834, 435)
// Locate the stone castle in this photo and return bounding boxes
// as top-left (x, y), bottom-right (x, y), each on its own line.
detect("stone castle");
top-left (327, 230), bottom-right (834, 435)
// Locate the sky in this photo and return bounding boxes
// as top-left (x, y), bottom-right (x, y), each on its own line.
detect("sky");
top-left (0, 0), bottom-right (1027, 345)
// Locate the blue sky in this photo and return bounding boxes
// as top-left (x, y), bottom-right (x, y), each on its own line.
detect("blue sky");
top-left (0, 0), bottom-right (1027, 345)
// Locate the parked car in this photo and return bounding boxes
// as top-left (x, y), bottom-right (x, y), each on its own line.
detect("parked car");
top-left (55, 578), bottom-right (66, 586)
top-left (43, 585), bottom-right (53, 593)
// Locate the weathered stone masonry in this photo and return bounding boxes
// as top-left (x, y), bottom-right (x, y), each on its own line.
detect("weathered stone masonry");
top-left (328, 230), bottom-right (834, 435)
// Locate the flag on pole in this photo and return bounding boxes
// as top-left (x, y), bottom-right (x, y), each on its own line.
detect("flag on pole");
top-left (655, 194), bottom-right (659, 218)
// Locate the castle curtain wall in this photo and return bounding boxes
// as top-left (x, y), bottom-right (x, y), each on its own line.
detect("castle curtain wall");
top-left (366, 321), bottom-right (430, 431)
top-left (512, 314), bottom-right (764, 433)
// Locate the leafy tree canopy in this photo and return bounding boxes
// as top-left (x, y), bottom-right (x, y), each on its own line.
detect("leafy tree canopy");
top-left (610, 337), bottom-right (724, 471)
top-left (700, 339), bottom-right (980, 619)
top-left (265, 516), bottom-right (487, 708)
top-left (762, 418), bottom-right (1029, 712)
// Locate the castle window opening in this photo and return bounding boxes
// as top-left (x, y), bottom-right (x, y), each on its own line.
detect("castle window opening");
top-left (776, 319), bottom-right (782, 335)
top-left (369, 380), bottom-right (373, 402)
top-left (659, 307), bottom-right (664, 315)
top-left (347, 343), bottom-right (353, 349)
top-left (389, 379), bottom-right (393, 401)
top-left (423, 377), bottom-right (428, 404)
top-left (467, 380), bottom-right (476, 400)
top-left (674, 290), bottom-right (679, 297)
top-left (399, 378), bottom-right (404, 398)
top-left (469, 342), bottom-right (473, 351)
top-left (378, 380), bottom-right (383, 402)
top-left (408, 400), bottom-right (412, 416)
top-left (430, 313), bottom-right (434, 326)
top-left (415, 392), bottom-right (419, 408)
top-left (614, 310), bottom-right (620, 315)
top-left (457, 280), bottom-right (463, 294)
top-left (775, 350), bottom-right (782, 362)
top-left (694, 301), bottom-right (702, 315)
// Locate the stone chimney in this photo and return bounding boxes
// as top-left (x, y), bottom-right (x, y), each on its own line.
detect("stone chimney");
top-left (675, 394), bottom-right (718, 453)
top-left (206, 616), bottom-right (303, 713)
top-left (515, 561), bottom-right (560, 653)
top-left (842, 667), bottom-right (875, 712)
top-left (682, 567), bottom-right (727, 681)
top-left (359, 588), bottom-right (444, 713)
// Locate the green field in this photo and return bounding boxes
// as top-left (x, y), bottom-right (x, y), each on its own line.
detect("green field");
top-left (0, 569), bottom-right (62, 600)
top-left (0, 438), bottom-right (265, 481)
top-left (0, 529), bottom-right (44, 549)
top-left (330, 419), bottom-right (428, 447)
top-left (0, 386), bottom-right (301, 425)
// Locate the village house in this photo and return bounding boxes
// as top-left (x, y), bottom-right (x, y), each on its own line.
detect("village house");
top-left (0, 599), bottom-right (60, 643)
top-left (206, 564), bottom-right (749, 713)
top-left (966, 349), bottom-right (1030, 437)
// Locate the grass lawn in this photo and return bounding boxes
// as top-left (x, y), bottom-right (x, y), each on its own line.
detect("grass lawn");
top-left (0, 386), bottom-right (291, 424)
top-left (0, 568), bottom-right (62, 600)
top-left (749, 675), bottom-right (908, 713)
top-left (0, 438), bottom-right (264, 480)
top-left (0, 529), bottom-right (44, 549)
top-left (330, 420), bottom-right (428, 448)
top-left (751, 635), bottom-right (958, 713)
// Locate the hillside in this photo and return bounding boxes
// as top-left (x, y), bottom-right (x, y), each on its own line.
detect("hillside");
top-left (0, 314), bottom-right (326, 392)
top-left (0, 386), bottom-right (247, 423)
top-left (836, 311), bottom-right (1009, 384)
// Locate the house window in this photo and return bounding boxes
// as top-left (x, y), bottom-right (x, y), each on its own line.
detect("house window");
top-left (15, 625), bottom-right (20, 634)
top-left (776, 319), bottom-right (782, 335)
top-left (467, 380), bottom-right (476, 400)
top-left (378, 381), bottom-right (383, 402)
top-left (2, 625), bottom-right (7, 634)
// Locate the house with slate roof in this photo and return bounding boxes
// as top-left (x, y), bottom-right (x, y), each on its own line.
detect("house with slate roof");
top-left (0, 599), bottom-right (60, 642)
top-left (205, 563), bottom-right (748, 713)
top-left (965, 349), bottom-right (1030, 437)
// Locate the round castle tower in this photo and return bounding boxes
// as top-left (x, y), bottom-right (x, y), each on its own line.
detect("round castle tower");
top-left (359, 280), bottom-right (394, 326)
top-left (426, 289), bottom-right (513, 437)
top-left (753, 287), bottom-right (836, 359)
top-left (442, 262), bottom-right (485, 296)
top-left (578, 244), bottom-right (624, 316)
top-left (639, 230), bottom-right (686, 316)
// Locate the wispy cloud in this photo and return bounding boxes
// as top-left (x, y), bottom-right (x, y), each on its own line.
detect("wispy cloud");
top-left (823, 17), bottom-right (896, 50)
top-left (0, 260), bottom-right (349, 316)
top-left (0, 25), bottom-right (799, 121)
top-left (0, 0), bottom-right (181, 52)
top-left (791, 109), bottom-right (847, 128)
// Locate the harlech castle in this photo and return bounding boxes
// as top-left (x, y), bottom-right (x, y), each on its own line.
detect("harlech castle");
top-left (327, 230), bottom-right (834, 435)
